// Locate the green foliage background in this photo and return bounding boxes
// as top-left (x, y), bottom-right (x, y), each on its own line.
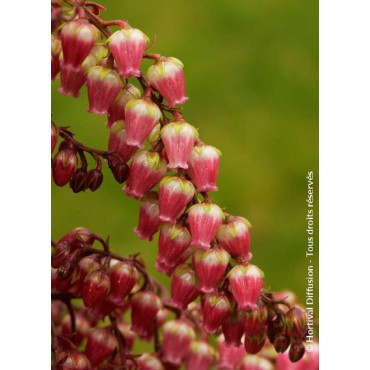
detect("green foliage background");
top-left (52, 0), bottom-right (318, 324)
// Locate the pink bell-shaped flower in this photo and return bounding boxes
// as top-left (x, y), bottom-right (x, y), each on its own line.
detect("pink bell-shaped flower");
top-left (157, 223), bottom-right (192, 269)
top-left (146, 57), bottom-right (188, 108)
top-left (86, 66), bottom-right (122, 115)
top-left (188, 203), bottom-right (224, 249)
top-left (157, 244), bottom-right (194, 276)
top-left (217, 335), bottom-right (246, 370)
top-left (201, 293), bottom-right (231, 334)
top-left (108, 120), bottom-right (139, 162)
top-left (217, 215), bottom-right (252, 262)
top-left (162, 319), bottom-right (195, 365)
top-left (108, 27), bottom-right (149, 78)
top-left (171, 264), bottom-right (199, 309)
top-left (124, 98), bottom-right (162, 148)
top-left (187, 143), bottom-right (221, 192)
top-left (136, 353), bottom-right (165, 370)
top-left (158, 176), bottom-right (195, 223)
top-left (228, 264), bottom-right (264, 311)
top-left (133, 192), bottom-right (161, 241)
top-left (193, 247), bottom-right (230, 293)
top-left (238, 354), bottom-right (274, 370)
top-left (222, 310), bottom-right (245, 347)
top-left (131, 291), bottom-right (163, 337)
top-left (185, 341), bottom-right (215, 370)
top-left (244, 330), bottom-right (266, 354)
top-left (160, 120), bottom-right (198, 169)
top-left (244, 300), bottom-right (268, 336)
top-left (61, 19), bottom-right (100, 68)
top-left (52, 148), bottom-right (78, 187)
top-left (82, 269), bottom-right (110, 308)
top-left (108, 262), bottom-right (139, 305)
top-left (125, 151), bottom-right (167, 199)
top-left (106, 83), bottom-right (141, 128)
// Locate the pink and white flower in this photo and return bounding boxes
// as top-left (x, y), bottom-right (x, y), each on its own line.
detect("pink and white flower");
top-left (171, 264), bottom-right (199, 309)
top-left (185, 341), bottom-right (215, 370)
top-left (201, 293), bottom-right (231, 334)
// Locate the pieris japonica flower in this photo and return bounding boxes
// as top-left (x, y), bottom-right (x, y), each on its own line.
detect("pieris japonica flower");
top-left (238, 354), bottom-right (274, 370)
top-left (285, 307), bottom-right (307, 339)
top-left (58, 351), bottom-right (91, 370)
top-left (221, 310), bottom-right (245, 347)
top-left (201, 293), bottom-right (231, 334)
top-left (158, 176), bottom-right (195, 223)
top-left (82, 269), bottom-right (110, 308)
top-left (188, 143), bottom-right (221, 192)
top-left (136, 354), bottom-right (164, 370)
top-left (124, 151), bottom-right (167, 200)
top-left (86, 66), bottom-right (122, 115)
top-left (160, 120), bottom-right (199, 169)
top-left (244, 301), bottom-right (268, 336)
top-left (185, 341), bottom-right (215, 370)
top-left (147, 57), bottom-right (188, 107)
top-left (188, 203), bottom-right (224, 249)
top-left (108, 27), bottom-right (149, 78)
top-left (52, 148), bottom-right (78, 187)
top-left (217, 335), bottom-right (246, 369)
top-left (228, 264), bottom-right (264, 311)
top-left (244, 330), bottom-right (266, 354)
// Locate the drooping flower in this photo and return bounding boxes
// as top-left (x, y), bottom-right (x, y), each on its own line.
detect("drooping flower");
top-left (86, 66), bottom-right (122, 115)
top-left (162, 320), bottom-right (195, 365)
top-left (133, 192), bottom-right (161, 241)
top-left (276, 342), bottom-right (318, 370)
top-left (244, 330), bottom-right (266, 354)
top-left (285, 307), bottom-right (307, 339)
top-left (193, 247), bottom-right (230, 293)
top-left (124, 152), bottom-right (167, 200)
top-left (147, 57), bottom-right (188, 107)
top-left (61, 19), bottom-right (100, 68)
top-left (187, 143), bottom-right (221, 192)
top-left (108, 120), bottom-right (139, 162)
top-left (106, 83), bottom-right (142, 128)
top-left (217, 335), bottom-right (246, 370)
top-left (124, 98), bottom-right (162, 148)
top-left (217, 216), bottom-right (252, 262)
top-left (228, 264), bottom-right (264, 311)
top-left (238, 354), bottom-right (274, 370)
top-left (160, 120), bottom-right (198, 169)
top-left (244, 301), bottom-right (268, 336)
top-left (136, 353), bottom-right (165, 370)
top-left (108, 27), bottom-right (149, 78)
top-left (82, 269), bottom-right (110, 308)
top-left (201, 293), bottom-right (231, 334)
top-left (188, 203), bottom-right (224, 249)
top-left (52, 148), bottom-right (78, 187)
top-left (57, 351), bottom-right (91, 370)
top-left (170, 264), bottom-right (199, 309)
top-left (185, 341), bottom-right (215, 370)
top-left (222, 310), bottom-right (245, 347)
top-left (158, 176), bottom-right (195, 223)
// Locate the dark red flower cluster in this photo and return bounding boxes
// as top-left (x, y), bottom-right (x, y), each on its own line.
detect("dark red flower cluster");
top-left (51, 1), bottom-right (318, 369)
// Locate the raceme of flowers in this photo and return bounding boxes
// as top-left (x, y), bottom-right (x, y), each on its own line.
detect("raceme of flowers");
top-left (51, 1), bottom-right (318, 369)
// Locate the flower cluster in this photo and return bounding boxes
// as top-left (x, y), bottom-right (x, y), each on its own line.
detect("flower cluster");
top-left (51, 1), bottom-right (318, 369)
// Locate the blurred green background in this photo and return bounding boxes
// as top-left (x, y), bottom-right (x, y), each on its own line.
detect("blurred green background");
top-left (52, 0), bottom-right (318, 316)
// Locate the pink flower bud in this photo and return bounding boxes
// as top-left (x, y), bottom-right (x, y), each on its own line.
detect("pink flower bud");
top-left (285, 307), bottom-right (307, 339)
top-left (147, 57), bottom-right (188, 108)
top-left (108, 27), bottom-right (149, 78)
top-left (185, 341), bottom-right (215, 370)
top-left (136, 353), bottom-right (165, 370)
top-left (133, 192), bottom-right (161, 241)
top-left (244, 330), bottom-right (266, 354)
top-left (108, 262), bottom-right (139, 305)
top-left (125, 152), bottom-right (167, 199)
top-left (82, 269), bottom-right (110, 308)
top-left (228, 264), bottom-right (264, 311)
top-left (161, 120), bottom-right (199, 169)
top-left (171, 264), bottom-right (199, 309)
top-left (61, 20), bottom-right (100, 68)
top-left (188, 203), bottom-right (224, 249)
top-left (52, 148), bottom-right (78, 187)
top-left (51, 35), bottom-right (61, 80)
top-left (84, 327), bottom-right (117, 366)
top-left (131, 291), bottom-right (163, 337)
top-left (124, 98), bottom-right (162, 148)
top-left (108, 121), bottom-right (139, 162)
top-left (106, 83), bottom-right (141, 128)
top-left (222, 310), bottom-right (245, 347)
top-left (217, 216), bottom-right (252, 262)
top-left (59, 55), bottom-right (96, 98)
top-left (217, 335), bottom-right (246, 370)
top-left (244, 301), bottom-right (268, 336)
top-left (157, 224), bottom-right (192, 269)
top-left (51, 122), bottom-right (59, 154)
top-left (194, 247), bottom-right (230, 293)
top-left (158, 176), bottom-right (195, 223)
top-left (57, 350), bottom-right (91, 370)
top-left (162, 320), bottom-right (195, 365)
top-left (238, 354), bottom-right (274, 370)
top-left (188, 143), bottom-right (221, 192)
top-left (201, 293), bottom-right (231, 334)
top-left (86, 66), bottom-right (123, 115)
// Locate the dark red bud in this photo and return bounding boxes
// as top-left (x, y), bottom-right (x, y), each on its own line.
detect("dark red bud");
top-left (289, 341), bottom-right (305, 362)
top-left (112, 162), bottom-right (130, 183)
top-left (53, 149), bottom-right (78, 187)
top-left (274, 333), bottom-right (290, 353)
top-left (267, 315), bottom-right (285, 344)
top-left (70, 169), bottom-right (88, 193)
top-left (86, 169), bottom-right (103, 191)
top-left (82, 269), bottom-right (110, 308)
top-left (57, 260), bottom-right (76, 281)
top-left (51, 241), bottom-right (70, 268)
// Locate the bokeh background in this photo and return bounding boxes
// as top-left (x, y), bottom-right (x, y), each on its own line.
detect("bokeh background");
top-left (52, 0), bottom-right (318, 320)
